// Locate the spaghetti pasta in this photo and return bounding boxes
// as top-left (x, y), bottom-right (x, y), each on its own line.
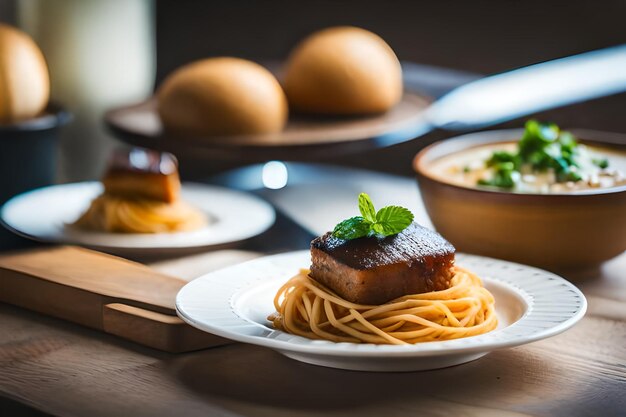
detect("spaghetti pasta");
top-left (269, 267), bottom-right (497, 344)
top-left (73, 194), bottom-right (207, 233)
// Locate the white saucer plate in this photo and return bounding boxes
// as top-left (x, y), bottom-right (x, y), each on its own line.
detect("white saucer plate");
top-left (176, 250), bottom-right (586, 372)
top-left (1, 182), bottom-right (275, 254)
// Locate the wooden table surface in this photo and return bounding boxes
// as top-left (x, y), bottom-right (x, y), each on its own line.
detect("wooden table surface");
top-left (1, 165), bottom-right (625, 417)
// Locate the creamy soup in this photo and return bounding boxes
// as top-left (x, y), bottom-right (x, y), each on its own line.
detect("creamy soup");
top-left (429, 142), bottom-right (626, 194)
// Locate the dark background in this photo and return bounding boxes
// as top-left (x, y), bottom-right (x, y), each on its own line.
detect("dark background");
top-left (155, 1), bottom-right (625, 81)
top-left (0, 0), bottom-right (625, 176)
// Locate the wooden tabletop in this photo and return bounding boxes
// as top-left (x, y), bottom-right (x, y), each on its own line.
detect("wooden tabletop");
top-left (1, 165), bottom-right (625, 417)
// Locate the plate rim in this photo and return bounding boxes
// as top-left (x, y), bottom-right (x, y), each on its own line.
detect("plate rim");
top-left (176, 250), bottom-right (587, 358)
top-left (0, 181), bottom-right (276, 251)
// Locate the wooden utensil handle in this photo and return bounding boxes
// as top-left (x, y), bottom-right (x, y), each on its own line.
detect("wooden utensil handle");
top-left (0, 246), bottom-right (229, 352)
top-left (103, 303), bottom-right (225, 353)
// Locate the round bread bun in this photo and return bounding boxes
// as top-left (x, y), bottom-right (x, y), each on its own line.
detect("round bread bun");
top-left (157, 57), bottom-right (288, 137)
top-left (283, 26), bottom-right (402, 115)
top-left (0, 24), bottom-right (50, 123)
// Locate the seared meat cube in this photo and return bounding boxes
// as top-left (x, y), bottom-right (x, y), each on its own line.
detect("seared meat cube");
top-left (310, 222), bottom-right (455, 305)
top-left (102, 148), bottom-right (180, 203)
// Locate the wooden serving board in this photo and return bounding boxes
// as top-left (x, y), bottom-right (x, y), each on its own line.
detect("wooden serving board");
top-left (0, 246), bottom-right (227, 353)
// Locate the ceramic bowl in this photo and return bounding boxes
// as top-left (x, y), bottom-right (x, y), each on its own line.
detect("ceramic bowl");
top-left (413, 128), bottom-right (626, 269)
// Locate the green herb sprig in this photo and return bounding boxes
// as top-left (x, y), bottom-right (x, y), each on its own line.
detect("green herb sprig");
top-left (477, 120), bottom-right (609, 189)
top-left (332, 193), bottom-right (414, 240)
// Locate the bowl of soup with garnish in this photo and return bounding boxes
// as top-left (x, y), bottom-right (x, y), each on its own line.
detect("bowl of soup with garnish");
top-left (413, 123), bottom-right (626, 270)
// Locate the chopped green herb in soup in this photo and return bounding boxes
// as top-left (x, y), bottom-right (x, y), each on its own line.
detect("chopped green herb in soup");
top-left (429, 120), bottom-right (626, 194)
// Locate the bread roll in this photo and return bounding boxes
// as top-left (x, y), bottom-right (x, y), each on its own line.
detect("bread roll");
top-left (0, 24), bottom-right (50, 123)
top-left (157, 57), bottom-right (288, 136)
top-left (284, 26), bottom-right (402, 115)
top-left (284, 26), bottom-right (403, 115)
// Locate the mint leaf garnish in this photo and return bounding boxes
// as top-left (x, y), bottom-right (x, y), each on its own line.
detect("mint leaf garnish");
top-left (332, 216), bottom-right (371, 240)
top-left (375, 205), bottom-right (414, 235)
top-left (332, 193), bottom-right (414, 240)
top-left (358, 193), bottom-right (377, 223)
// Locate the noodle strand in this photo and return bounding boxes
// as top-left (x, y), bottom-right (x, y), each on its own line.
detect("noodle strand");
top-left (269, 267), bottom-right (497, 344)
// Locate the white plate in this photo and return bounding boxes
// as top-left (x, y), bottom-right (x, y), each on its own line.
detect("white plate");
top-left (176, 250), bottom-right (586, 372)
top-left (1, 182), bottom-right (275, 254)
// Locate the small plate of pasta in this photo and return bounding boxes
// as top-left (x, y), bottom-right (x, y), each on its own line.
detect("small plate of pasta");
top-left (1, 182), bottom-right (275, 255)
top-left (176, 250), bottom-right (586, 372)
